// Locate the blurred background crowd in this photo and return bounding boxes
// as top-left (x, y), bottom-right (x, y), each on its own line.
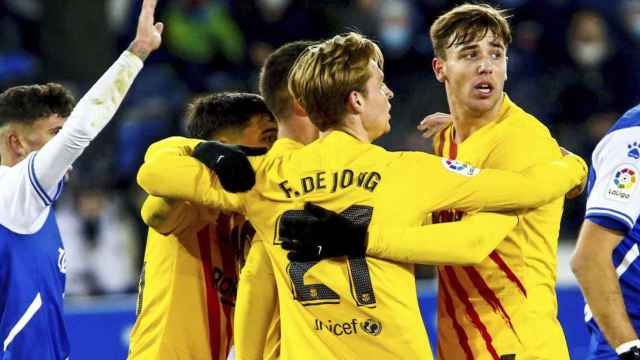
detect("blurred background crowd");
top-left (2, 0), bottom-right (639, 295)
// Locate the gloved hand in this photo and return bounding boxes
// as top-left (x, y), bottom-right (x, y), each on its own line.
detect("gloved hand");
top-left (620, 347), bottom-right (640, 360)
top-left (192, 141), bottom-right (267, 193)
top-left (280, 203), bottom-right (368, 262)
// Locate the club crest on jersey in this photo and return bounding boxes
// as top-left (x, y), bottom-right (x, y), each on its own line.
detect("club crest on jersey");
top-left (606, 164), bottom-right (638, 202)
top-left (628, 142), bottom-right (640, 160)
top-left (442, 159), bottom-right (480, 176)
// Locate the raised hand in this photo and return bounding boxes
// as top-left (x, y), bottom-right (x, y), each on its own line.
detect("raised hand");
top-left (417, 112), bottom-right (452, 139)
top-left (128, 0), bottom-right (164, 61)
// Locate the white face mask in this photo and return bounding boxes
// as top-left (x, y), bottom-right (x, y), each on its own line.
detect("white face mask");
top-left (572, 41), bottom-right (607, 67)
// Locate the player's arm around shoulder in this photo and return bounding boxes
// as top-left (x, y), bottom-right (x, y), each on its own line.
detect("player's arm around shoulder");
top-left (137, 137), bottom-right (244, 213)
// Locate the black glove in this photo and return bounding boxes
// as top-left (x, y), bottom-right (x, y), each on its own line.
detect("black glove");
top-left (192, 141), bottom-right (267, 193)
top-left (280, 203), bottom-right (368, 262)
top-left (620, 347), bottom-right (640, 360)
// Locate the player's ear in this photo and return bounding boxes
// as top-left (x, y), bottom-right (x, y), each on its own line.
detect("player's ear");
top-left (7, 130), bottom-right (27, 158)
top-left (347, 91), bottom-right (364, 114)
top-left (433, 57), bottom-right (446, 83)
top-left (292, 99), bottom-right (308, 117)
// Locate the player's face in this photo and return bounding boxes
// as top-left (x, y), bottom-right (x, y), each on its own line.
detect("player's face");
top-left (438, 31), bottom-right (507, 116)
top-left (360, 61), bottom-right (394, 141)
top-left (19, 114), bottom-right (65, 159)
top-left (238, 114), bottom-right (278, 148)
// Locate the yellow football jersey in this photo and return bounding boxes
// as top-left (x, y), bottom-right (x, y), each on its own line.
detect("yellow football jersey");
top-left (128, 196), bottom-right (248, 360)
top-left (432, 94), bottom-right (570, 360)
top-left (137, 132), bottom-right (585, 359)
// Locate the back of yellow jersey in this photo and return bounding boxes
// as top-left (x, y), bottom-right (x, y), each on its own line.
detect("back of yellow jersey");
top-left (433, 96), bottom-right (569, 359)
top-left (242, 133), bottom-right (431, 359)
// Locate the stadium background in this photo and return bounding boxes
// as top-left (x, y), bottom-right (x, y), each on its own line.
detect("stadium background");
top-left (3, 0), bottom-right (639, 357)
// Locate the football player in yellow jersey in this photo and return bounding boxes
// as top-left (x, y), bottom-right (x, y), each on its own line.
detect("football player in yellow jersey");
top-left (136, 32), bottom-right (587, 359)
top-left (127, 92), bottom-right (277, 360)
top-left (428, 5), bottom-right (571, 359)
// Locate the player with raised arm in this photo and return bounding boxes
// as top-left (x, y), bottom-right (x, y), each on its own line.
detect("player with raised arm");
top-left (137, 32), bottom-right (586, 359)
top-left (0, 0), bottom-right (161, 358)
top-left (571, 105), bottom-right (640, 359)
top-left (128, 92), bottom-right (276, 360)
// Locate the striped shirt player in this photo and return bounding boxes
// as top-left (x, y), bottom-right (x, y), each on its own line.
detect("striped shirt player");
top-left (0, 51), bottom-right (143, 359)
top-left (432, 95), bottom-right (571, 359)
top-left (130, 138), bottom-right (286, 360)
top-left (583, 105), bottom-right (640, 358)
top-left (128, 194), bottom-right (249, 360)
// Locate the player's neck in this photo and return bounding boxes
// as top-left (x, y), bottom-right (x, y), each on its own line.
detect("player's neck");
top-left (320, 116), bottom-right (370, 143)
top-left (448, 95), bottom-right (503, 143)
top-left (277, 115), bottom-right (318, 145)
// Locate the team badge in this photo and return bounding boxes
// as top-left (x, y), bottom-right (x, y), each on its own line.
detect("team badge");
top-left (628, 142), bottom-right (640, 160)
top-left (606, 164), bottom-right (638, 202)
top-left (442, 159), bottom-right (480, 176)
top-left (360, 318), bottom-right (382, 336)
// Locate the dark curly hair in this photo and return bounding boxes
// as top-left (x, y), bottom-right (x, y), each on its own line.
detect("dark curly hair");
top-left (0, 83), bottom-right (75, 126)
top-left (185, 92), bottom-right (274, 140)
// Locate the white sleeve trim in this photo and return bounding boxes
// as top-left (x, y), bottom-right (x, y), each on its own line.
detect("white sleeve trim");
top-left (586, 128), bottom-right (640, 229)
top-left (585, 207), bottom-right (635, 230)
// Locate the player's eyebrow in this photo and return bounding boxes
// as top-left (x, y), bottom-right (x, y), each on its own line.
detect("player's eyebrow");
top-left (456, 44), bottom-right (479, 52)
top-left (489, 40), bottom-right (505, 50)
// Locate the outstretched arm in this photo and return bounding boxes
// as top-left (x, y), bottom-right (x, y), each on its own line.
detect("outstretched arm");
top-left (367, 212), bottom-right (517, 264)
top-left (32, 0), bottom-right (162, 195)
top-left (137, 137), bottom-right (244, 213)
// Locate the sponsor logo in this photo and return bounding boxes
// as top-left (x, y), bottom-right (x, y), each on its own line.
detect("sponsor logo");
top-left (628, 142), bottom-right (640, 160)
top-left (313, 318), bottom-right (383, 337)
top-left (442, 159), bottom-right (480, 176)
top-left (57, 248), bottom-right (67, 274)
top-left (606, 165), bottom-right (638, 202)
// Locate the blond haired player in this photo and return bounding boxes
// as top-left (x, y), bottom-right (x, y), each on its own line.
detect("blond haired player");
top-left (127, 93), bottom-right (277, 360)
top-left (136, 33), bottom-right (586, 359)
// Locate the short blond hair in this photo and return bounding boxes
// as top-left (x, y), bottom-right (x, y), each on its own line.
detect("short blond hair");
top-left (288, 32), bottom-right (383, 131)
top-left (430, 3), bottom-right (512, 59)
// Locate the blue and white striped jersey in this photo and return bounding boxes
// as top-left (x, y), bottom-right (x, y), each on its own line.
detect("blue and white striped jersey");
top-left (584, 104), bottom-right (640, 358)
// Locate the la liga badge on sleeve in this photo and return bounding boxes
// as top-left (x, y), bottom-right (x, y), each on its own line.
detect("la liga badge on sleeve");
top-left (606, 164), bottom-right (638, 202)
